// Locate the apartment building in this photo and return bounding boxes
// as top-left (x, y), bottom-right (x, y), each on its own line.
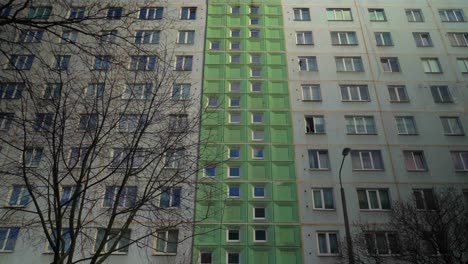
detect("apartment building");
top-left (1, 0), bottom-right (467, 263)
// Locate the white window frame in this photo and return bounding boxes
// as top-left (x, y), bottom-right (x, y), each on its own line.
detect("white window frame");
top-left (0, 228), bottom-right (19, 251)
top-left (252, 130), bottom-right (264, 141)
top-left (228, 167), bottom-right (241, 177)
top-left (122, 83), bottom-right (152, 100)
top-left (457, 58), bottom-right (468, 73)
top-left (0, 82), bottom-right (24, 99)
top-left (175, 56), bottom-right (193, 71)
top-left (364, 231), bottom-right (400, 256)
top-left (345, 116), bottom-right (376, 134)
top-left (413, 32), bottom-right (432, 47)
top-left (0, 113), bottom-right (13, 131)
top-left (164, 149), bottom-right (185, 169)
top-left (231, 29), bottom-right (241, 38)
top-left (375, 32), bottom-right (393, 46)
top-left (327, 8), bottom-right (352, 21)
top-left (230, 54), bottom-right (241, 64)
top-left (440, 117), bottom-right (464, 135)
top-left (7, 55), bottom-right (34, 70)
top-left (250, 30), bottom-right (260, 38)
top-left (308, 150), bottom-right (330, 170)
top-left (180, 7), bottom-right (196, 20)
top-left (252, 148), bottom-right (264, 159)
top-left (229, 113), bottom-right (241, 124)
top-left (172, 83), bottom-right (191, 101)
top-left (253, 186), bottom-right (265, 198)
top-left (380, 57), bottom-right (400, 72)
top-left (230, 82), bottom-right (241, 92)
top-left (331, 31), bottom-right (358, 45)
top-left (335, 57), bottom-right (364, 72)
top-left (395, 116), bottom-right (417, 135)
top-left (312, 188), bottom-right (334, 210)
top-left (299, 57), bottom-right (318, 71)
top-left (406, 9), bottom-right (424, 22)
top-left (305, 116), bottom-right (325, 134)
top-left (227, 229), bottom-right (240, 242)
top-left (139, 7), bottom-right (163, 20)
top-left (421, 58), bottom-right (442, 73)
top-left (316, 232), bottom-right (340, 256)
top-left (293, 8), bottom-right (310, 21)
top-left (340, 85), bottom-right (369, 101)
top-left (447, 33), bottom-right (468, 47)
top-left (388, 85), bottom-right (409, 102)
top-left (253, 229), bottom-right (267, 242)
top-left (135, 30), bottom-right (160, 44)
top-left (357, 189), bottom-right (391, 210)
top-left (18, 30), bottom-right (43, 43)
top-left (451, 151), bottom-right (468, 171)
top-left (351, 150), bottom-right (384, 170)
top-left (24, 147), bottom-right (43, 167)
top-left (228, 186), bottom-right (240, 198)
top-left (439, 9), bottom-right (465, 22)
top-left (430, 86), bottom-right (452, 103)
top-left (369, 8), bottom-right (386, 21)
top-left (103, 186), bottom-right (137, 208)
top-left (251, 113), bottom-right (264, 124)
top-left (296, 31), bottom-right (313, 45)
top-left (229, 147), bottom-right (240, 159)
top-left (253, 207), bottom-right (266, 220)
top-left (7, 186), bottom-right (29, 207)
top-left (155, 230), bottom-right (178, 254)
top-left (302, 84), bottom-right (321, 101)
top-left (403, 150), bottom-right (427, 171)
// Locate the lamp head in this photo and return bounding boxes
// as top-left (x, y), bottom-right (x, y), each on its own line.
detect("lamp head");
top-left (342, 148), bottom-right (351, 156)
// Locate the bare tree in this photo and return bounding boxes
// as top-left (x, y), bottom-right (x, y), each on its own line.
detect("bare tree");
top-left (341, 188), bottom-right (468, 264)
top-left (0, 1), bottom-right (216, 263)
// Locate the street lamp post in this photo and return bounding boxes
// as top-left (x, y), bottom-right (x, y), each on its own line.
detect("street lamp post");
top-left (339, 148), bottom-right (355, 264)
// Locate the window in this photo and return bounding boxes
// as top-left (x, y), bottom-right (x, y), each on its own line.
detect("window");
top-left (164, 149), bottom-right (185, 169)
top-left (251, 68), bottom-right (262, 77)
top-left (181, 7), bottom-right (196, 20)
top-left (227, 252), bottom-right (240, 264)
top-left (305, 116), bottom-right (325, 134)
top-left (345, 116), bottom-right (376, 134)
top-left (335, 57), bottom-right (364, 72)
top-left (229, 113), bottom-right (241, 124)
top-left (230, 42), bottom-right (240, 50)
top-left (293, 8), bottom-right (310, 21)
top-left (135, 31), bottom-right (160, 44)
top-left (331, 31), bottom-right (358, 45)
top-left (365, 232), bottom-right (400, 255)
top-left (228, 186), bottom-right (240, 198)
top-left (254, 229), bottom-right (266, 242)
top-left (388, 85), bottom-right (409, 102)
top-left (380, 57), bottom-right (400, 72)
top-left (228, 167), bottom-right (240, 177)
top-left (317, 232), bottom-right (339, 255)
top-left (413, 32), bottom-right (433, 47)
top-left (252, 113), bottom-right (264, 124)
top-left (229, 147), bottom-right (240, 159)
top-left (106, 7), bottom-right (122, 19)
top-left (229, 82), bottom-right (240, 93)
top-left (120, 114), bottom-right (146, 132)
top-left (172, 84), bottom-right (190, 101)
top-left (61, 31), bottom-right (78, 43)
top-left (175, 56), bottom-right (193, 71)
top-left (451, 151), bottom-right (468, 171)
top-left (369, 9), bottom-right (386, 21)
top-left (439, 9), bottom-right (465, 22)
top-left (94, 56), bottom-right (111, 70)
top-left (0, 113), bottom-right (13, 131)
top-left (210, 41), bottom-right (220, 50)
top-left (86, 83), bottom-right (104, 99)
top-left (406, 9), bottom-right (424, 22)
top-left (0, 228), bottom-right (19, 251)
top-left (28, 6), bottom-right (52, 19)
top-left (100, 31), bottom-right (117, 44)
top-left (46, 228), bottom-right (71, 252)
top-left (68, 148), bottom-right (88, 167)
top-left (302, 85), bottom-right (321, 101)
top-left (413, 189), bottom-right (436, 210)
top-left (24, 147), bottom-right (43, 167)
top-left (103, 186), bottom-right (137, 208)
top-left (252, 130), bottom-right (264, 141)
top-left (18, 30), bottom-right (43, 43)
top-left (207, 97), bottom-right (219, 107)
top-left (351, 150), bottom-right (384, 170)
top-left (0, 82), bottom-right (24, 99)
top-left (357, 189), bottom-right (391, 210)
top-left (34, 113), bottom-right (53, 131)
top-left (395, 116), bottom-right (417, 135)
top-left (250, 30), bottom-right (260, 38)
top-left (160, 188), bottom-right (181, 208)
top-left (340, 85), bottom-right (370, 101)
top-left (250, 6), bottom-right (260, 14)
top-left (231, 6), bottom-right (240, 14)
top-left (200, 252), bottom-right (213, 264)
top-left (253, 186), bottom-right (265, 198)
top-left (458, 58), bottom-right (468, 73)
top-left (110, 148), bottom-right (145, 168)
top-left (421, 58), bottom-right (442, 73)
top-left (312, 189), bottom-right (334, 210)
top-left (308, 150), bottom-right (330, 170)
top-left (95, 229), bottom-right (131, 253)
top-left (230, 55), bottom-right (241, 63)
top-left (54, 55), bottom-right (71, 70)
top-left (296, 31), bottom-right (313, 45)
top-left (78, 114), bottom-right (98, 131)
top-left (156, 230), bottom-right (178, 254)
top-left (430, 86), bottom-right (452, 103)
top-left (7, 186), bottom-right (29, 207)
top-left (130, 56), bottom-right (157, 71)
top-left (447, 33), bottom-right (468, 47)
top-left (251, 55), bottom-right (261, 64)
top-left (253, 207), bottom-right (266, 219)
top-left (252, 148), bottom-right (264, 159)
top-left (251, 83), bottom-right (262, 92)
top-left (375, 32), bottom-right (393, 46)
top-left (440, 117), bottom-right (464, 135)
top-left (178, 31), bottom-right (195, 44)
top-left (7, 55), bottom-right (34, 70)
top-left (43, 83), bottom-right (62, 99)
top-left (250, 18), bottom-right (260, 25)
top-left (69, 7), bottom-right (85, 19)
top-left (227, 229), bottom-right (240, 242)
top-left (327, 8), bottom-right (352, 21)
top-left (404, 151), bottom-right (427, 171)
top-left (123, 83), bottom-right (152, 100)
top-left (299, 57), bottom-right (318, 71)
top-left (139, 7), bottom-right (163, 20)
top-left (204, 166), bottom-right (216, 177)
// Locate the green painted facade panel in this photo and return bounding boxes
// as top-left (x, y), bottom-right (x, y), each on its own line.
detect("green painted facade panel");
top-left (194, 1), bottom-right (302, 263)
